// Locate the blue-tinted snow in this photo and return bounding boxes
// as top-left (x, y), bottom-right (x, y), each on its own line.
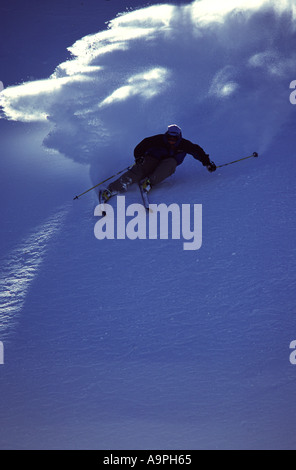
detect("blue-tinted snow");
top-left (0, 0), bottom-right (295, 450)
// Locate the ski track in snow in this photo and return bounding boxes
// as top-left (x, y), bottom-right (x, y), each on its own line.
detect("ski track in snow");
top-left (0, 205), bottom-right (70, 337)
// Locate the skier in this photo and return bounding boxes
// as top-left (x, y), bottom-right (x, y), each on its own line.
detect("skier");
top-left (100, 124), bottom-right (216, 202)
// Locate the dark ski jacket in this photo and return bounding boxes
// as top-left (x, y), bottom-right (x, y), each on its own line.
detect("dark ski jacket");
top-left (134, 134), bottom-right (210, 167)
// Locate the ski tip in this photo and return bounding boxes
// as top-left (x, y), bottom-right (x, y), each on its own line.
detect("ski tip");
top-left (253, 152), bottom-right (259, 158)
top-left (73, 195), bottom-right (79, 200)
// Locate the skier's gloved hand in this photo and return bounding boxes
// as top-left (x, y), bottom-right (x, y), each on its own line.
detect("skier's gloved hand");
top-left (207, 161), bottom-right (217, 172)
top-left (136, 151), bottom-right (153, 165)
top-left (135, 155), bottom-right (144, 165)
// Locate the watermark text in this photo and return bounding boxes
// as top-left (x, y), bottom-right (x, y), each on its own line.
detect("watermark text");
top-left (0, 341), bottom-right (4, 365)
top-left (94, 196), bottom-right (202, 250)
top-left (290, 340), bottom-right (296, 365)
top-left (289, 80), bottom-right (296, 104)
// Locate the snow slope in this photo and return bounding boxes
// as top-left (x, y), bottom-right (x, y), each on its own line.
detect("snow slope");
top-left (0, 0), bottom-right (296, 450)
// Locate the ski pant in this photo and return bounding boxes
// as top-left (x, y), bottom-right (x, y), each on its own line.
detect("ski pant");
top-left (108, 155), bottom-right (177, 193)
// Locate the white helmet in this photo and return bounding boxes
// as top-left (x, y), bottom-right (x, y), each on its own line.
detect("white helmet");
top-left (166, 124), bottom-right (182, 138)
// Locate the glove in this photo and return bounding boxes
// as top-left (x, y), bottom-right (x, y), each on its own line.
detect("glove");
top-left (135, 155), bottom-right (144, 165)
top-left (207, 161), bottom-right (216, 172)
top-left (135, 151), bottom-right (151, 165)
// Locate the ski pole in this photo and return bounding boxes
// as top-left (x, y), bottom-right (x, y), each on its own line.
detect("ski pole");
top-left (216, 152), bottom-right (258, 169)
top-left (73, 165), bottom-right (132, 200)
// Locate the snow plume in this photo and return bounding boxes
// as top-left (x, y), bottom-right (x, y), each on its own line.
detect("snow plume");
top-left (0, 206), bottom-right (69, 337)
top-left (0, 0), bottom-right (295, 173)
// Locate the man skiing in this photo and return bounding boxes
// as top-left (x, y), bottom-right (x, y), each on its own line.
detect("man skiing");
top-left (100, 124), bottom-right (216, 202)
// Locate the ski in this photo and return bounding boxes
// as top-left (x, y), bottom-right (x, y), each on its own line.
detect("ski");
top-left (98, 188), bottom-right (117, 217)
top-left (98, 190), bottom-right (107, 217)
top-left (138, 182), bottom-right (151, 213)
top-left (98, 184), bottom-right (152, 216)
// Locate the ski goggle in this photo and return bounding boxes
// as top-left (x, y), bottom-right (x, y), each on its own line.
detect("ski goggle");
top-left (167, 134), bottom-right (179, 141)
